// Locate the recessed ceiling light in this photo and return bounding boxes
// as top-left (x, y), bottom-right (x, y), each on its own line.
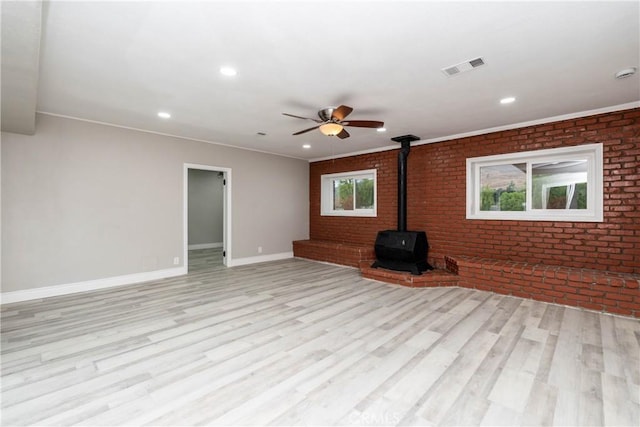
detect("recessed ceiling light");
top-left (500, 97), bottom-right (516, 104)
top-left (157, 111), bottom-right (171, 119)
top-left (220, 66), bottom-right (237, 76)
top-left (302, 144), bottom-right (311, 149)
top-left (377, 127), bottom-right (387, 132)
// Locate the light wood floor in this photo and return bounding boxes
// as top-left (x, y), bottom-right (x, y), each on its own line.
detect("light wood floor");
top-left (2, 249), bottom-right (639, 426)
top-left (188, 247), bottom-right (224, 272)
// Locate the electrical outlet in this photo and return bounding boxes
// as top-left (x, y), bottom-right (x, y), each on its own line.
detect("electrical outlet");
top-left (173, 257), bottom-right (180, 265)
top-left (258, 246), bottom-right (263, 254)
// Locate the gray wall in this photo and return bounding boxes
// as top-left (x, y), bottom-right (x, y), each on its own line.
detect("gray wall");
top-left (1, 114), bottom-right (309, 292)
top-left (188, 169), bottom-right (224, 246)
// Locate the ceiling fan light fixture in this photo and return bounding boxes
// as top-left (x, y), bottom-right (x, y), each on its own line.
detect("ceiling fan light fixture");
top-left (319, 122), bottom-right (344, 136)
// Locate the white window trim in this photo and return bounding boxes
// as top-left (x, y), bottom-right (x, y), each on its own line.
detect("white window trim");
top-left (321, 169), bottom-right (377, 217)
top-left (466, 143), bottom-right (603, 222)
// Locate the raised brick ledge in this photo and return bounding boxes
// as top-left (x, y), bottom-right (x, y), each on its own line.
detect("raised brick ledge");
top-left (293, 240), bottom-right (375, 268)
top-left (445, 255), bottom-right (640, 318)
top-left (359, 261), bottom-right (458, 288)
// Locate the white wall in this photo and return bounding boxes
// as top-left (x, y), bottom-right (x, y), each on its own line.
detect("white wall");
top-left (1, 114), bottom-right (309, 293)
top-left (188, 169), bottom-right (223, 247)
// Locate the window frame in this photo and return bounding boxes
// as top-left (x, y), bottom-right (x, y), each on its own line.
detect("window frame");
top-left (321, 169), bottom-right (377, 217)
top-left (466, 143), bottom-right (603, 222)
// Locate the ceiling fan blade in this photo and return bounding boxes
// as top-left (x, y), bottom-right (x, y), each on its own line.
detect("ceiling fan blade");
top-left (343, 120), bottom-right (384, 128)
top-left (336, 129), bottom-right (350, 139)
top-left (332, 105), bottom-right (354, 121)
top-left (292, 125), bottom-right (320, 135)
top-left (282, 112), bottom-right (320, 122)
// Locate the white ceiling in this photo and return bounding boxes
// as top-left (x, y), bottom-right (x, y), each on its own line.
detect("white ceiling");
top-left (2, 1), bottom-right (639, 160)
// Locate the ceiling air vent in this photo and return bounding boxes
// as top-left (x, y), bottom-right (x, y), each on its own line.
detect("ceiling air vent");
top-left (442, 57), bottom-right (486, 77)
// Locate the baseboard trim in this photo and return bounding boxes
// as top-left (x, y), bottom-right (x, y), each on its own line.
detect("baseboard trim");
top-left (227, 252), bottom-right (293, 267)
top-left (188, 242), bottom-right (223, 250)
top-left (1, 266), bottom-right (188, 304)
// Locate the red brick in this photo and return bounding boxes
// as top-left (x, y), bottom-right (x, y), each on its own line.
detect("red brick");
top-left (619, 301), bottom-right (640, 310)
top-left (605, 293), bottom-right (634, 302)
top-left (578, 302), bottom-right (605, 311)
top-left (553, 286), bottom-right (582, 294)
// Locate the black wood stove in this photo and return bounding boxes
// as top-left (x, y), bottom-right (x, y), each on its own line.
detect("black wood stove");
top-left (371, 134), bottom-right (433, 275)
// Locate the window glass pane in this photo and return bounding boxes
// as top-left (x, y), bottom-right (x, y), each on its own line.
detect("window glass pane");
top-left (531, 160), bottom-right (587, 209)
top-left (467, 143), bottom-right (601, 222)
top-left (333, 178), bottom-right (354, 210)
top-left (355, 178), bottom-right (374, 209)
top-left (321, 169), bottom-right (376, 216)
top-left (479, 163), bottom-right (526, 211)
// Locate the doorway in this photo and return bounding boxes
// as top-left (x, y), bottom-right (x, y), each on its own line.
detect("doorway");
top-left (183, 164), bottom-right (232, 271)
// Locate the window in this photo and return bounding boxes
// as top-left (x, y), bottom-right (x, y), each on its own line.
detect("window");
top-left (467, 143), bottom-right (603, 221)
top-left (321, 169), bottom-right (376, 216)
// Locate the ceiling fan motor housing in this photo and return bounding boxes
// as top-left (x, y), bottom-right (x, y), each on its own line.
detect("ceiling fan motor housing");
top-left (318, 108), bottom-right (335, 122)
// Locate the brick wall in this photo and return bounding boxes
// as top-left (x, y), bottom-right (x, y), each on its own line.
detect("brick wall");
top-left (310, 108), bottom-right (640, 275)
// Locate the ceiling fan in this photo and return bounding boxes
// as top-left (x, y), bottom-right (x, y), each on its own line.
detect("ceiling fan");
top-left (282, 105), bottom-right (384, 139)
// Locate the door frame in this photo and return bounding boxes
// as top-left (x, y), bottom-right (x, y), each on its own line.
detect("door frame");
top-left (183, 163), bottom-right (232, 268)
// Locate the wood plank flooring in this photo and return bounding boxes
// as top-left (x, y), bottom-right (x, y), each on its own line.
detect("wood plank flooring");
top-left (2, 249), bottom-right (639, 426)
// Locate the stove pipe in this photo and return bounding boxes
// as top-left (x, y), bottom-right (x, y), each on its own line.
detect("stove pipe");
top-left (392, 134), bottom-right (420, 232)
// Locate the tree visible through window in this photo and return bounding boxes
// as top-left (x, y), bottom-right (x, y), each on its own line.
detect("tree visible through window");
top-left (479, 164), bottom-right (526, 211)
top-left (321, 170), bottom-right (377, 216)
top-left (355, 178), bottom-right (374, 209)
top-left (332, 178), bottom-right (374, 211)
top-left (333, 179), bottom-right (353, 210)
